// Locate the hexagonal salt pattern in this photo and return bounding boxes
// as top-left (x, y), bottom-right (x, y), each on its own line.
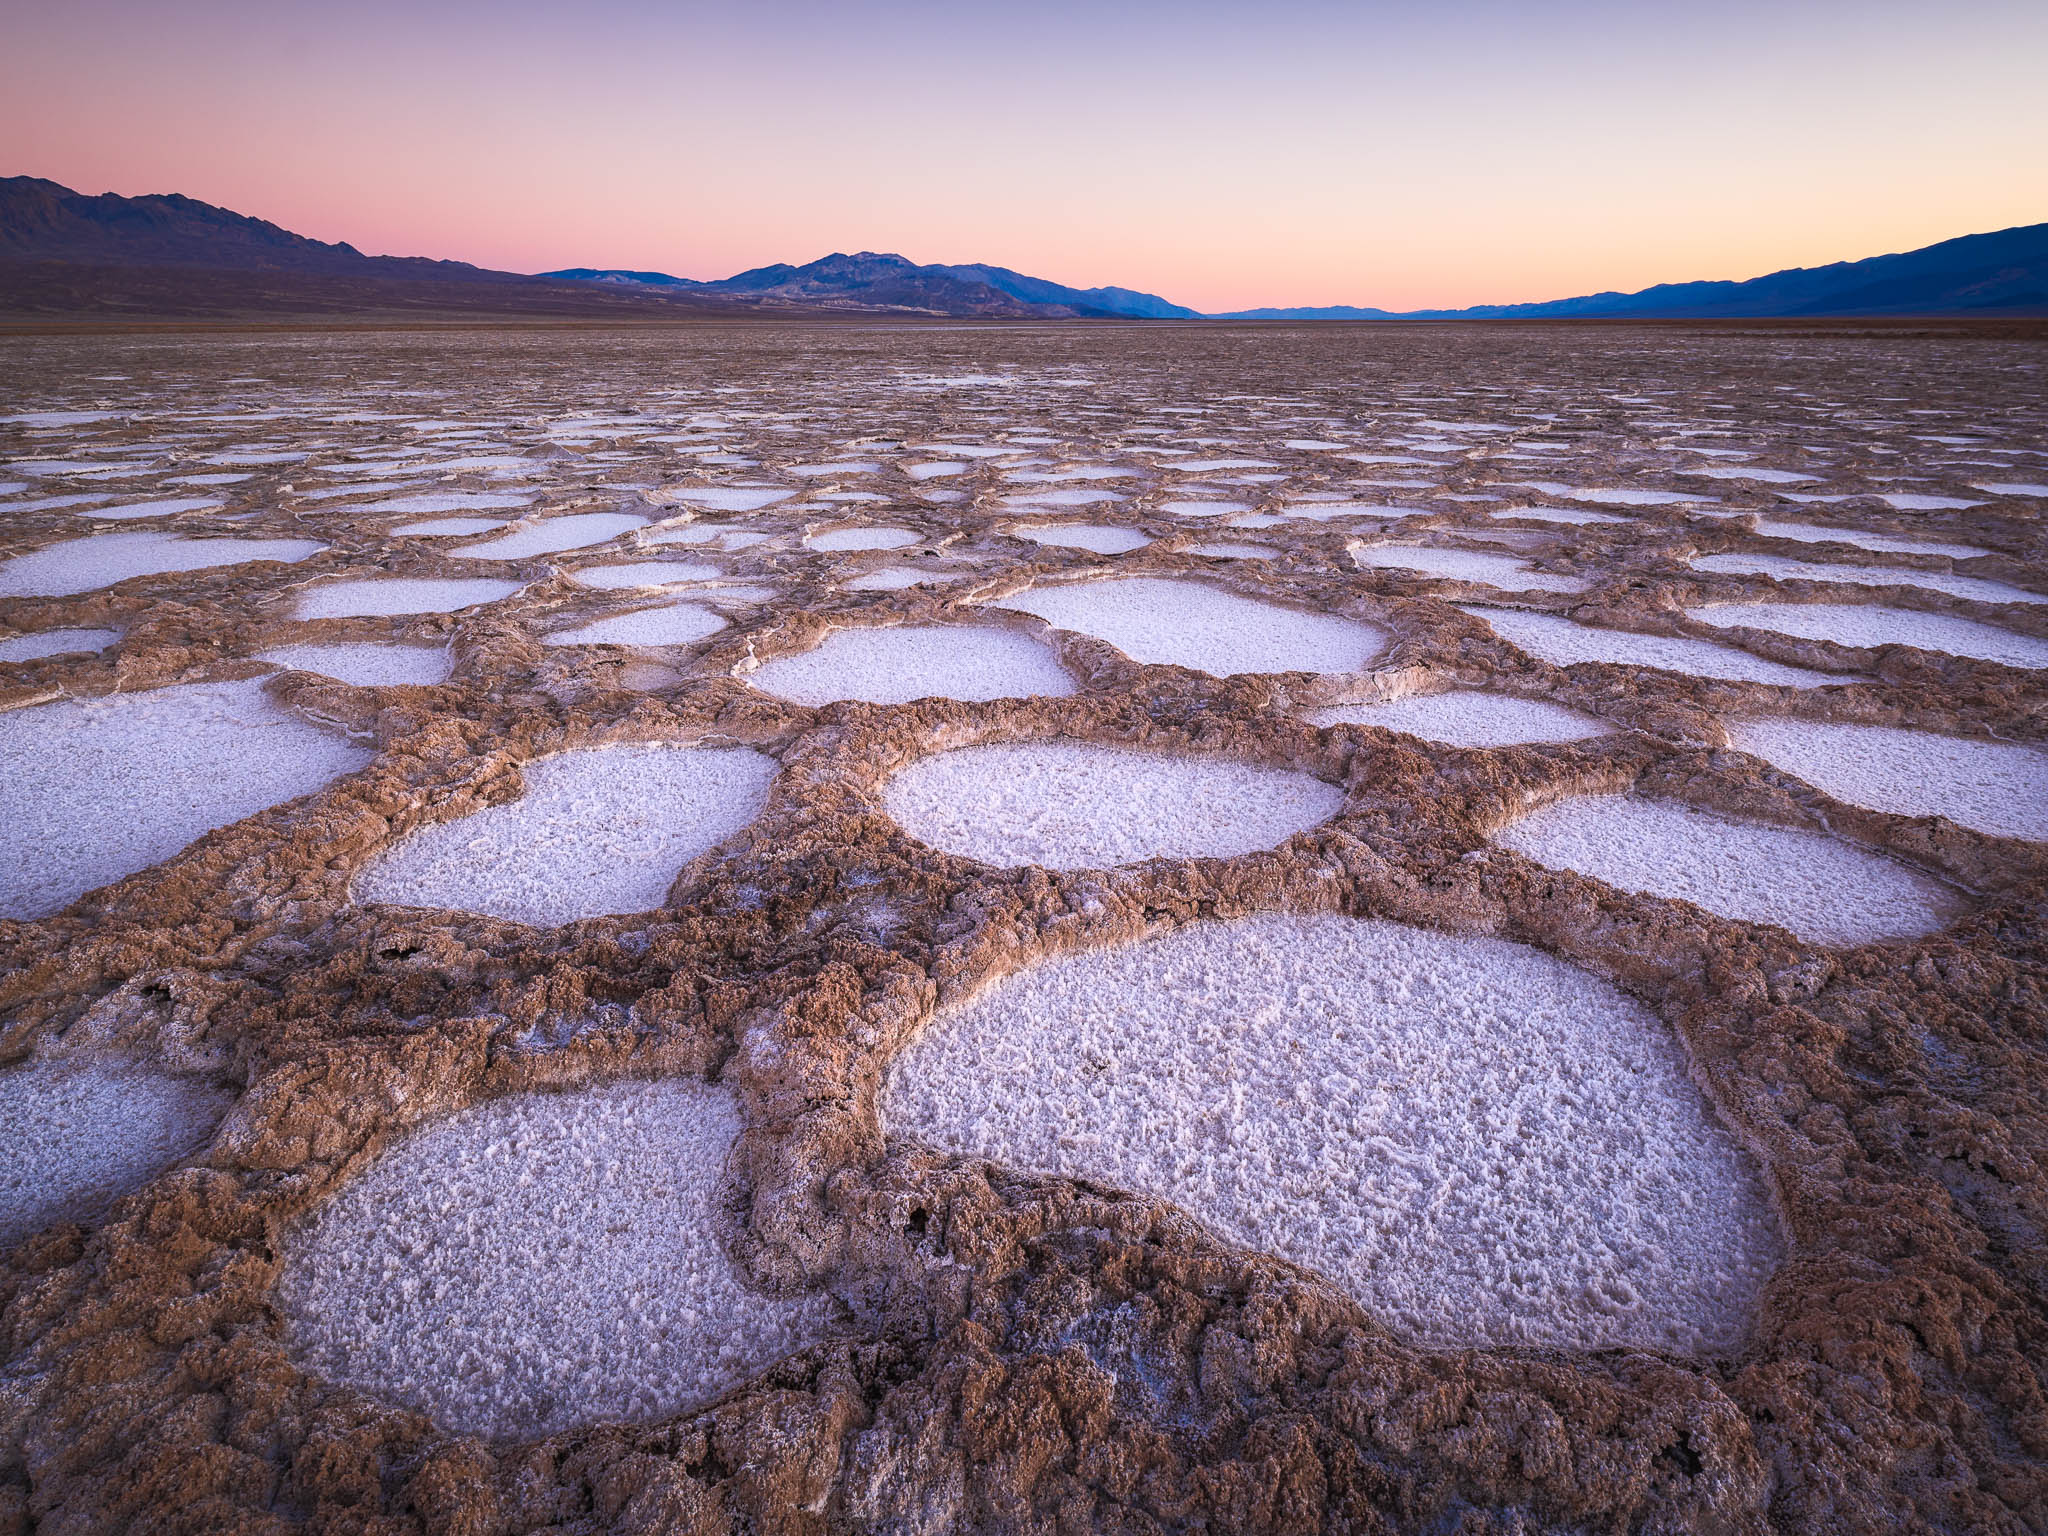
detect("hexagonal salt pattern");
top-left (277, 1079), bottom-right (835, 1440)
top-left (881, 913), bottom-right (1783, 1355)
top-left (353, 743), bottom-right (776, 925)
top-left (1492, 795), bottom-right (1957, 945)
top-left (883, 742), bottom-right (1345, 867)
top-left (745, 625), bottom-right (1076, 706)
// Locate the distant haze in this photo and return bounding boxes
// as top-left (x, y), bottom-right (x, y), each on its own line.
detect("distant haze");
top-left (6, 0), bottom-right (2044, 313)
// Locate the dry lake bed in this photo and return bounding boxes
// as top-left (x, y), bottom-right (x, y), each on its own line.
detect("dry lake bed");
top-left (2, 321), bottom-right (2044, 1534)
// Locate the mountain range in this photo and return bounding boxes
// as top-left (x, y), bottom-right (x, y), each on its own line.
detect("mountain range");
top-left (1, 175), bottom-right (2041, 321)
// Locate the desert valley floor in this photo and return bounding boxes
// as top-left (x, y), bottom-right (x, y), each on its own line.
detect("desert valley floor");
top-left (0, 321), bottom-right (2044, 1534)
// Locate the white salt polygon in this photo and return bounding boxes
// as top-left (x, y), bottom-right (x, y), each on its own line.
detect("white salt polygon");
top-left (260, 643), bottom-right (454, 687)
top-left (1751, 520), bottom-right (1987, 560)
top-left (391, 517), bottom-right (509, 536)
top-left (0, 1060), bottom-right (233, 1247)
top-left (1000, 489), bottom-right (1124, 508)
top-left (885, 743), bottom-right (1342, 867)
top-left (669, 487), bottom-right (793, 512)
top-left (789, 461), bottom-right (880, 476)
top-left (0, 531), bottom-right (327, 599)
top-left (905, 462), bottom-right (967, 480)
top-left (1974, 482), bottom-right (2048, 497)
top-left (1725, 718), bottom-right (2048, 842)
top-left (994, 577), bottom-right (1385, 677)
top-left (452, 513), bottom-right (647, 560)
top-left (1493, 795), bottom-right (1954, 944)
top-left (1016, 525), bottom-right (1150, 554)
top-left (355, 744), bottom-right (775, 925)
top-left (572, 560), bottom-right (722, 589)
top-left (362, 492), bottom-right (533, 514)
top-left (806, 527), bottom-right (921, 552)
top-left (1691, 553), bottom-right (2042, 607)
top-left (1687, 602), bottom-right (2048, 670)
top-left (1494, 506), bottom-right (1629, 526)
top-left (294, 578), bottom-right (524, 619)
top-left (1684, 466), bottom-right (1817, 483)
top-left (545, 604), bottom-right (726, 648)
top-left (1160, 500), bottom-right (1250, 517)
top-left (1464, 607), bottom-right (1853, 687)
top-left (746, 625), bottom-right (1074, 706)
top-left (880, 913), bottom-right (1782, 1354)
top-left (1881, 493), bottom-right (1983, 511)
top-left (0, 628), bottom-right (120, 662)
top-left (93, 497), bottom-right (225, 520)
top-left (0, 679), bottom-right (372, 919)
top-left (1519, 482), bottom-right (1704, 506)
top-left (277, 1079), bottom-right (834, 1440)
top-left (843, 567), bottom-right (968, 591)
top-left (1189, 543), bottom-right (1277, 559)
top-left (1309, 692), bottom-right (1607, 747)
top-left (1354, 545), bottom-right (1588, 593)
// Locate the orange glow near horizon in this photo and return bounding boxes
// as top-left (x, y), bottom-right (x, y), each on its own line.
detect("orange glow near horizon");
top-left (5, 0), bottom-right (2044, 314)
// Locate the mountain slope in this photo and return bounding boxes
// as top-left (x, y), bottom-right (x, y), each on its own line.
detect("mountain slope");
top-left (548, 252), bottom-right (1196, 318)
top-left (1214, 223), bottom-right (2048, 319)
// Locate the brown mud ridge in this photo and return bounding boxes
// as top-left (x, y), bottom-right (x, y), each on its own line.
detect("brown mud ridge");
top-left (2, 325), bottom-right (2045, 1533)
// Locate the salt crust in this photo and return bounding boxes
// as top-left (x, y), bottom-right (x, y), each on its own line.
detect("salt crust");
top-left (1015, 524), bottom-right (1150, 554)
top-left (1188, 543), bottom-right (1276, 559)
top-left (0, 1060), bottom-right (233, 1248)
top-left (356, 744), bottom-right (773, 925)
top-left (452, 512), bottom-right (647, 560)
top-left (545, 603), bottom-right (727, 648)
top-left (259, 643), bottom-right (454, 688)
top-left (572, 560), bottom-right (721, 589)
top-left (1493, 506), bottom-right (1628, 526)
top-left (881, 913), bottom-right (1782, 1354)
top-left (1310, 691), bottom-right (1607, 747)
top-left (883, 742), bottom-right (1343, 867)
top-left (0, 530), bottom-right (327, 599)
top-left (1750, 519), bottom-right (1987, 560)
top-left (391, 517), bottom-right (509, 536)
top-left (277, 1079), bottom-right (834, 1440)
top-left (1726, 718), bottom-right (2048, 842)
top-left (747, 625), bottom-right (1075, 706)
top-left (1463, 606), bottom-right (1853, 687)
top-left (669, 487), bottom-right (793, 512)
top-left (0, 627), bottom-right (120, 662)
top-left (1354, 544), bottom-right (1588, 593)
top-left (1692, 552), bottom-right (2042, 607)
top-left (806, 527), bottom-right (920, 552)
top-left (995, 577), bottom-right (1385, 678)
top-left (294, 577), bottom-right (524, 619)
top-left (94, 497), bottom-right (224, 520)
top-left (1494, 795), bottom-right (1954, 945)
top-left (1687, 602), bottom-right (2048, 670)
top-left (1, 679), bottom-right (372, 919)
top-left (843, 567), bottom-right (967, 591)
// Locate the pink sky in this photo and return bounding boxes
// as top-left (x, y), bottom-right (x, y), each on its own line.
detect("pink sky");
top-left (7, 0), bottom-right (2044, 312)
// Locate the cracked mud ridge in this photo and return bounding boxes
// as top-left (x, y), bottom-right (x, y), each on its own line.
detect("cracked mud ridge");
top-left (2, 323), bottom-right (2045, 1534)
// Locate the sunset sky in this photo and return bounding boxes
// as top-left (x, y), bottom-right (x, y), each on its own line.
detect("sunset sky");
top-left (7, 0), bottom-right (2044, 313)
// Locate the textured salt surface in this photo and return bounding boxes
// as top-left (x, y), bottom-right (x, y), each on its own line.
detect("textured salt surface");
top-left (545, 604), bottom-right (727, 648)
top-left (259, 643), bottom-right (454, 688)
top-left (1494, 795), bottom-right (1954, 944)
top-left (0, 679), bottom-right (372, 919)
top-left (806, 527), bottom-right (920, 552)
top-left (0, 1060), bottom-right (234, 1248)
top-left (1691, 553), bottom-right (2043, 606)
top-left (1750, 520), bottom-right (1987, 560)
top-left (1310, 692), bottom-right (1607, 747)
top-left (391, 517), bottom-right (509, 537)
top-left (452, 512), bottom-right (647, 560)
top-left (1189, 542), bottom-right (1276, 559)
top-left (1016, 524), bottom-right (1151, 554)
top-left (881, 913), bottom-right (1781, 1354)
top-left (883, 742), bottom-right (1343, 867)
top-left (843, 567), bottom-right (967, 591)
top-left (671, 487), bottom-right (792, 512)
top-left (1688, 602), bottom-right (2048, 670)
top-left (0, 627), bottom-right (120, 662)
top-left (355, 744), bottom-right (775, 925)
top-left (94, 497), bottom-right (225, 520)
top-left (995, 577), bottom-right (1385, 677)
top-left (572, 560), bottom-right (721, 589)
top-left (1495, 506), bottom-right (1628, 526)
top-left (747, 625), bottom-right (1075, 706)
top-left (361, 492), bottom-right (532, 515)
top-left (294, 577), bottom-right (524, 619)
top-left (1354, 545), bottom-right (1588, 593)
top-left (1464, 607), bottom-right (1853, 687)
top-left (278, 1079), bottom-right (833, 1440)
top-left (1726, 718), bottom-right (2048, 842)
top-left (0, 531), bottom-right (327, 599)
